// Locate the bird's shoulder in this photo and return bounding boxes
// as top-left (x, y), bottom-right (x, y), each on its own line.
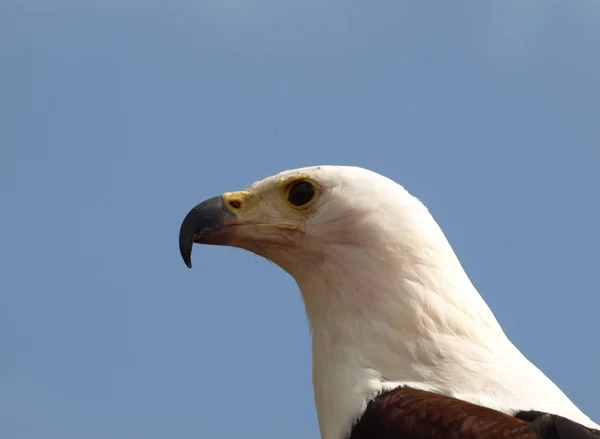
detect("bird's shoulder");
top-left (348, 386), bottom-right (600, 439)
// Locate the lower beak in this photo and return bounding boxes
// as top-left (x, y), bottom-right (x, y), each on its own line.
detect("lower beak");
top-left (179, 196), bottom-right (237, 269)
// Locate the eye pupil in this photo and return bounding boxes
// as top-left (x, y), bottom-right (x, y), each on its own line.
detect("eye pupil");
top-left (288, 181), bottom-right (315, 207)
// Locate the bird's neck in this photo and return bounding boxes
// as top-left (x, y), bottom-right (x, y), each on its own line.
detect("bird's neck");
top-left (294, 241), bottom-right (510, 439)
top-left (298, 233), bottom-right (506, 340)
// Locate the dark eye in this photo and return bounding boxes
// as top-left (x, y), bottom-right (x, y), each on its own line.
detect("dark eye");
top-left (288, 181), bottom-right (316, 207)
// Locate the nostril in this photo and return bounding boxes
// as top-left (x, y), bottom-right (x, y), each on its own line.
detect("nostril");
top-left (229, 200), bottom-right (241, 209)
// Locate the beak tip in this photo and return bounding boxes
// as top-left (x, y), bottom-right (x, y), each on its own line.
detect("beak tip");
top-left (179, 238), bottom-right (194, 270)
top-left (180, 245), bottom-right (193, 269)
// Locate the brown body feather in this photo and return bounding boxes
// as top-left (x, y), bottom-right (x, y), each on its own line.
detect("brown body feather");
top-left (349, 387), bottom-right (600, 439)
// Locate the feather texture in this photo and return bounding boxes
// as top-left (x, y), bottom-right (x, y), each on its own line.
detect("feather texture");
top-left (350, 387), bottom-right (600, 439)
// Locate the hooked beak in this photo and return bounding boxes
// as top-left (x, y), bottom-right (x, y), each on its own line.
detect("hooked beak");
top-left (178, 196), bottom-right (237, 269)
top-left (179, 189), bottom-right (301, 269)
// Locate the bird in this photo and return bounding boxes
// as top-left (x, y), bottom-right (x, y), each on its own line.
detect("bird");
top-left (178, 165), bottom-right (598, 439)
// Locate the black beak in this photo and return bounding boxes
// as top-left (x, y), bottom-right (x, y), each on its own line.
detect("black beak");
top-left (179, 196), bottom-right (237, 269)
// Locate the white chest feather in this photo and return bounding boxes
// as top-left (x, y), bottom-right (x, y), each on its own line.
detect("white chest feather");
top-left (308, 302), bottom-right (597, 439)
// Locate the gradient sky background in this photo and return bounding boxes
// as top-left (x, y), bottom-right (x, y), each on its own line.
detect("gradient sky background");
top-left (1, 1), bottom-right (599, 438)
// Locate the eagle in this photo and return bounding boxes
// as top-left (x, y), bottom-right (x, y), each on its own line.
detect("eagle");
top-left (179, 166), bottom-right (599, 439)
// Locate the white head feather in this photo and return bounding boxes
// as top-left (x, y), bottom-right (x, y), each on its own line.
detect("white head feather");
top-left (235, 166), bottom-right (598, 439)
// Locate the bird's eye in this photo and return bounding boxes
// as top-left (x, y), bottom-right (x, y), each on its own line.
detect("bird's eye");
top-left (288, 181), bottom-right (316, 208)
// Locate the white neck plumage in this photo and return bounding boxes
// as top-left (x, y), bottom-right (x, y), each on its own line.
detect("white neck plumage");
top-left (293, 222), bottom-right (595, 439)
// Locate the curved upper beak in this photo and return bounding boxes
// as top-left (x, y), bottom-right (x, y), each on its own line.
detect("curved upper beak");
top-left (179, 196), bottom-right (237, 269)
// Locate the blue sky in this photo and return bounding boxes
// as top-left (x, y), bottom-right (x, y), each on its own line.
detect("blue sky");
top-left (1, 1), bottom-right (599, 438)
